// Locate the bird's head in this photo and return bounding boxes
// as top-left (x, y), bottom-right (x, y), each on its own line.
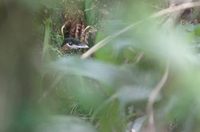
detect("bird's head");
top-left (61, 37), bottom-right (89, 50)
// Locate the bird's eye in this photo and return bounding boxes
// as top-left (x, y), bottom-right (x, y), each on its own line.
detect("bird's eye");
top-left (68, 42), bottom-right (72, 45)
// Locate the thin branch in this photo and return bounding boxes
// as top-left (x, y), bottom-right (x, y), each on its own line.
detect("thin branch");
top-left (81, 1), bottom-right (200, 59)
top-left (146, 63), bottom-right (170, 132)
top-left (135, 52), bottom-right (144, 64)
top-left (152, 2), bottom-right (200, 18)
top-left (81, 20), bottom-right (143, 59)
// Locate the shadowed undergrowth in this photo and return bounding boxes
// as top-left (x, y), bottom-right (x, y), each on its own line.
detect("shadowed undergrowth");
top-left (1, 0), bottom-right (200, 132)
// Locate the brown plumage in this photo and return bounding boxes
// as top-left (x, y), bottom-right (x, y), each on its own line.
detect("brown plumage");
top-left (61, 9), bottom-right (85, 38)
top-left (60, 7), bottom-right (96, 54)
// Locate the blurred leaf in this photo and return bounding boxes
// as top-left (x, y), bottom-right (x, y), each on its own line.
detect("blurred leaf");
top-left (193, 24), bottom-right (200, 37)
top-left (117, 86), bottom-right (152, 105)
top-left (47, 56), bottom-right (136, 87)
top-left (36, 116), bottom-right (97, 132)
top-left (97, 100), bottom-right (125, 132)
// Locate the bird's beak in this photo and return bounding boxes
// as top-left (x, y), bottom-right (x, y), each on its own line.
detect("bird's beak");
top-left (66, 43), bottom-right (89, 49)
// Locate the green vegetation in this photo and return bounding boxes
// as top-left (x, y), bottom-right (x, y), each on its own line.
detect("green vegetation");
top-left (1, 0), bottom-right (200, 132)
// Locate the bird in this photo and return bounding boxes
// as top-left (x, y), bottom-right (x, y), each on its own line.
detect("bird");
top-left (60, 5), bottom-right (97, 54)
top-left (61, 37), bottom-right (88, 50)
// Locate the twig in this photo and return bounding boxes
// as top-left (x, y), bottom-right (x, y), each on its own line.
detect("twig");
top-left (81, 1), bottom-right (200, 59)
top-left (81, 20), bottom-right (143, 59)
top-left (135, 52), bottom-right (144, 64)
top-left (146, 63), bottom-right (169, 132)
top-left (152, 2), bottom-right (200, 18)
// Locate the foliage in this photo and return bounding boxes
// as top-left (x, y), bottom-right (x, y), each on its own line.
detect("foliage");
top-left (1, 0), bottom-right (200, 132)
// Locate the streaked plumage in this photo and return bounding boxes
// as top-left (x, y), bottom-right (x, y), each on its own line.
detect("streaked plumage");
top-left (60, 6), bottom-right (96, 54)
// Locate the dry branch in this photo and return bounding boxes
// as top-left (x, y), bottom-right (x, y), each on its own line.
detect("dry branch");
top-left (146, 63), bottom-right (169, 132)
top-left (81, 1), bottom-right (200, 59)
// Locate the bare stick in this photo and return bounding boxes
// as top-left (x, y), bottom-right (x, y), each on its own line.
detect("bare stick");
top-left (81, 1), bottom-right (200, 59)
top-left (152, 2), bottom-right (200, 18)
top-left (146, 63), bottom-right (169, 132)
top-left (81, 20), bottom-right (143, 59)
